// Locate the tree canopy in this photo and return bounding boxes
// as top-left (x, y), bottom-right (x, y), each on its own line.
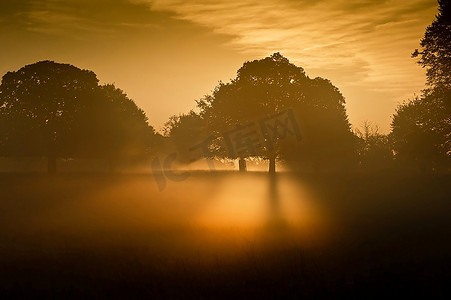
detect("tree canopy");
top-left (391, 88), bottom-right (450, 169)
top-left (0, 61), bottom-right (155, 173)
top-left (197, 53), bottom-right (355, 172)
top-left (163, 111), bottom-right (213, 163)
top-left (82, 84), bottom-right (156, 169)
top-left (392, 0), bottom-right (451, 171)
top-left (412, 0), bottom-right (451, 89)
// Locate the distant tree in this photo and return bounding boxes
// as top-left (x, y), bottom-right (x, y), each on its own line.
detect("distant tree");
top-left (0, 61), bottom-right (99, 173)
top-left (354, 121), bottom-right (392, 169)
top-left (163, 111), bottom-right (214, 163)
top-left (412, 0), bottom-right (450, 89)
top-left (198, 53), bottom-right (355, 173)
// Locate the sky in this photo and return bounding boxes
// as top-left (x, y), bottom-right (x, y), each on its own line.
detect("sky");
top-left (0, 0), bottom-right (439, 133)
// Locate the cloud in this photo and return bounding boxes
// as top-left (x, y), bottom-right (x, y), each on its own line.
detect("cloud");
top-left (0, 0), bottom-right (440, 132)
top-left (149, 0), bottom-right (436, 91)
top-left (145, 0), bottom-right (438, 131)
top-left (0, 0), bottom-right (179, 37)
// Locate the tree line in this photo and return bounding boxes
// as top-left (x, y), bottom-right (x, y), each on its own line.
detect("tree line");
top-left (0, 0), bottom-right (449, 174)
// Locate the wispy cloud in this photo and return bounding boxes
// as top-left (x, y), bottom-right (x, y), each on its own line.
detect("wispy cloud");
top-left (1, 0), bottom-right (173, 38)
top-left (150, 0), bottom-right (436, 92)
top-left (147, 0), bottom-right (438, 130)
top-left (0, 0), bottom-right (439, 131)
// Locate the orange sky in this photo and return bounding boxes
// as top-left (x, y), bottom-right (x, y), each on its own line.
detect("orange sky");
top-left (0, 0), bottom-right (439, 133)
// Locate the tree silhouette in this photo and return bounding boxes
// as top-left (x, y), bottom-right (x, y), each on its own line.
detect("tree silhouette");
top-left (278, 76), bottom-right (356, 171)
top-left (412, 0), bottom-right (450, 89)
top-left (90, 84), bottom-right (155, 171)
top-left (0, 61), bottom-right (99, 173)
top-left (163, 111), bottom-right (214, 163)
top-left (391, 89), bottom-right (450, 170)
top-left (392, 1), bottom-right (451, 171)
top-left (0, 62), bottom-right (156, 173)
top-left (197, 53), bottom-right (355, 172)
top-left (354, 121), bottom-right (392, 170)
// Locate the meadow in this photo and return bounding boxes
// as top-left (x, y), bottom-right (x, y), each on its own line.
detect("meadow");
top-left (0, 171), bottom-right (450, 298)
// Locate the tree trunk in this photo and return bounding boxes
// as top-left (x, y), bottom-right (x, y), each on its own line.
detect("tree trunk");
top-left (239, 158), bottom-right (247, 172)
top-left (48, 155), bottom-right (57, 174)
top-left (269, 156), bottom-right (276, 174)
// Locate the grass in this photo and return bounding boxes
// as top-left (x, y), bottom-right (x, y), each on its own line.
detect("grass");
top-left (0, 171), bottom-right (450, 298)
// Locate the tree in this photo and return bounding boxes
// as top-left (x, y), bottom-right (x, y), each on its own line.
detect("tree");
top-left (0, 61), bottom-right (99, 173)
top-left (0, 62), bottom-right (157, 173)
top-left (412, 0), bottom-right (450, 89)
top-left (88, 84), bottom-right (156, 171)
top-left (354, 121), bottom-right (392, 170)
top-left (391, 90), bottom-right (450, 170)
top-left (392, 1), bottom-right (451, 171)
top-left (163, 111), bottom-right (214, 164)
top-left (278, 77), bottom-right (356, 172)
top-left (197, 53), bottom-right (355, 173)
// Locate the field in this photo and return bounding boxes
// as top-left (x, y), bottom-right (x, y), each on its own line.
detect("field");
top-left (0, 171), bottom-right (450, 298)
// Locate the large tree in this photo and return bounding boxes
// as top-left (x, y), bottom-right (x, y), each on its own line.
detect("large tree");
top-left (0, 61), bottom-right (99, 173)
top-left (392, 0), bottom-right (451, 170)
top-left (197, 53), bottom-right (355, 172)
top-left (82, 84), bottom-right (156, 171)
top-left (0, 61), bottom-right (155, 173)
